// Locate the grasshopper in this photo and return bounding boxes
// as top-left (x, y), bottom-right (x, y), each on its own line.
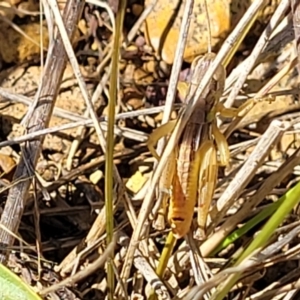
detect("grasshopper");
top-left (147, 52), bottom-right (247, 240)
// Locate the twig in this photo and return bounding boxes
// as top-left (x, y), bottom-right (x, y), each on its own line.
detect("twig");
top-left (0, 86), bottom-right (175, 126)
top-left (66, 0), bottom-right (115, 170)
top-left (0, 0), bottom-right (84, 263)
top-left (125, 0), bottom-right (157, 44)
top-left (134, 249), bottom-right (171, 300)
top-left (0, 121), bottom-right (148, 148)
top-left (291, 0), bottom-right (300, 77)
top-left (39, 237), bottom-right (116, 296)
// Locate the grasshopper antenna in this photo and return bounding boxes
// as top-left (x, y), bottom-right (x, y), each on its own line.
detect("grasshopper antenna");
top-left (204, 0), bottom-right (212, 54)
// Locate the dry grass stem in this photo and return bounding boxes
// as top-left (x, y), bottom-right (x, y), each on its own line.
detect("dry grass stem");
top-left (0, 0), bottom-right (84, 263)
top-left (224, 0), bottom-right (290, 108)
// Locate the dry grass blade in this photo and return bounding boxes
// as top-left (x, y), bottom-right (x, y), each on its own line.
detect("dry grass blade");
top-left (0, 85), bottom-right (174, 122)
top-left (247, 240), bottom-right (300, 300)
top-left (190, 221), bottom-right (300, 300)
top-left (254, 57), bottom-right (298, 99)
top-left (47, 0), bottom-right (108, 161)
top-left (291, 0), bottom-right (300, 76)
top-left (0, 121), bottom-right (148, 148)
top-left (212, 180), bottom-right (300, 299)
top-left (65, 2), bottom-right (114, 170)
top-left (214, 0), bottom-right (265, 69)
top-left (157, 0), bottom-right (193, 141)
top-left (222, 0), bottom-right (291, 137)
top-left (224, 14), bottom-right (294, 91)
top-left (246, 281), bottom-right (300, 300)
top-left (41, 0), bottom-right (54, 47)
top-left (188, 235), bottom-right (213, 298)
top-left (65, 72), bottom-right (110, 170)
top-left (224, 0), bottom-right (290, 108)
top-left (225, 57), bottom-right (298, 137)
top-left (0, 86), bottom-right (172, 145)
top-left (126, 0), bottom-right (157, 44)
top-left (171, 220), bottom-right (300, 299)
top-left (118, 0), bottom-right (195, 289)
top-left (39, 237), bottom-right (116, 296)
top-left (0, 0), bottom-right (84, 264)
top-left (133, 248), bottom-right (171, 300)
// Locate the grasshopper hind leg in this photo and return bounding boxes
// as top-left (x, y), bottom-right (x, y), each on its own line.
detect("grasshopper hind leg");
top-left (147, 120), bottom-right (177, 160)
top-left (152, 150), bottom-right (176, 230)
top-left (194, 140), bottom-right (218, 240)
top-left (194, 124), bottom-right (230, 239)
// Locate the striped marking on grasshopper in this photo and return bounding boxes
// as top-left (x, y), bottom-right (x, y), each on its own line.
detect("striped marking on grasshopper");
top-left (148, 52), bottom-right (234, 239)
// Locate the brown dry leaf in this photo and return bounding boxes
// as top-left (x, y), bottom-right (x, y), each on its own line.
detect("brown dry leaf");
top-left (0, 22), bottom-right (49, 63)
top-left (144, 0), bottom-right (230, 64)
top-left (143, 0), bottom-right (279, 64)
top-left (237, 96), bottom-right (294, 130)
top-left (0, 1), bottom-right (15, 20)
top-left (126, 98), bottom-right (144, 110)
top-left (0, 153), bottom-right (16, 174)
top-left (16, 0), bottom-right (39, 18)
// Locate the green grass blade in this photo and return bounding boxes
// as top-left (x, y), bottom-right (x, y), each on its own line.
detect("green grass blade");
top-left (211, 197), bottom-right (285, 256)
top-left (0, 263), bottom-right (42, 300)
top-left (106, 1), bottom-right (127, 299)
top-left (212, 181), bottom-right (300, 300)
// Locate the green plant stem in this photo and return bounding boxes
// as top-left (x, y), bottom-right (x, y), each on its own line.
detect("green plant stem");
top-left (211, 197), bottom-right (284, 256)
top-left (149, 232), bottom-right (177, 300)
top-left (105, 1), bottom-right (127, 299)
